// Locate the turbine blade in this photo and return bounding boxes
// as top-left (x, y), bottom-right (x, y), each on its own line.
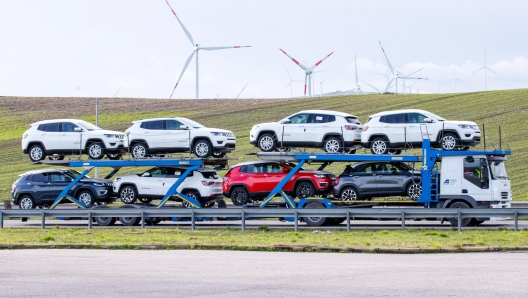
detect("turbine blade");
top-left (354, 54), bottom-right (359, 87)
top-left (378, 41), bottom-right (395, 74)
top-left (312, 52), bottom-right (334, 68)
top-left (280, 48), bottom-right (308, 70)
top-left (445, 78), bottom-right (455, 85)
top-left (285, 68), bottom-right (292, 80)
top-left (384, 78), bottom-right (395, 92)
top-left (407, 67), bottom-right (424, 76)
top-left (164, 0), bottom-right (195, 46)
top-left (361, 80), bottom-right (380, 93)
top-left (484, 66), bottom-right (499, 75)
top-left (201, 46), bottom-right (252, 51)
top-left (170, 51), bottom-right (195, 99)
top-left (399, 76), bottom-right (428, 80)
top-left (236, 83), bottom-right (248, 99)
top-left (471, 67), bottom-right (485, 75)
top-left (456, 78), bottom-right (465, 83)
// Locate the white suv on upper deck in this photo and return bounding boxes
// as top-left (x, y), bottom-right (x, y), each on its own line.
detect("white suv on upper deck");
top-left (125, 117), bottom-right (236, 158)
top-left (361, 109), bottom-right (481, 154)
top-left (249, 110), bottom-right (363, 153)
top-left (22, 119), bottom-right (125, 162)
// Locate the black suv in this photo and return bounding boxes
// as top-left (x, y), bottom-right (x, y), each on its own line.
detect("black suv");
top-left (12, 169), bottom-right (115, 209)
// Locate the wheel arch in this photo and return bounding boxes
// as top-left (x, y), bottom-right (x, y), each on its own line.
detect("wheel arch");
top-left (15, 193), bottom-right (34, 204)
top-left (228, 184), bottom-right (250, 197)
top-left (436, 130), bottom-right (461, 143)
top-left (338, 183), bottom-right (360, 198)
top-left (26, 141), bottom-right (46, 151)
top-left (129, 139), bottom-right (150, 148)
top-left (256, 130), bottom-right (278, 142)
top-left (85, 138), bottom-right (106, 148)
top-left (440, 195), bottom-right (477, 208)
top-left (368, 134), bottom-right (390, 143)
top-left (118, 183), bottom-right (139, 195)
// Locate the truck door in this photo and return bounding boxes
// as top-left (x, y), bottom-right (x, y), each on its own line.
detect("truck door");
top-left (461, 157), bottom-right (491, 201)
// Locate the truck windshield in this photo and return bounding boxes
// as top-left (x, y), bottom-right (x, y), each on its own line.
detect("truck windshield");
top-left (489, 161), bottom-right (508, 180)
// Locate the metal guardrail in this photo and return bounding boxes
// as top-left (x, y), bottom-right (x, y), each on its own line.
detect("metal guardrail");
top-left (1, 208), bottom-right (528, 232)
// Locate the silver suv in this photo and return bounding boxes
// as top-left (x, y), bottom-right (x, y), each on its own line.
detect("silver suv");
top-left (22, 119), bottom-right (125, 162)
top-left (361, 109), bottom-right (481, 154)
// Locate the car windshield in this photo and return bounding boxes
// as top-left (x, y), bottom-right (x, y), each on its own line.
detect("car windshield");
top-left (178, 118), bottom-right (205, 129)
top-left (424, 111), bottom-right (446, 121)
top-left (76, 121), bottom-right (102, 131)
top-left (64, 170), bottom-right (91, 179)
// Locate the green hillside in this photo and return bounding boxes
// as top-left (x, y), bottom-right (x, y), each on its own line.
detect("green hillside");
top-left (1, 89), bottom-right (526, 201)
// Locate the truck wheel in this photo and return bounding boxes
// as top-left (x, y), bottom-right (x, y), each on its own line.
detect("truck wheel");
top-left (95, 216), bottom-right (116, 226)
top-left (302, 202), bottom-right (327, 227)
top-left (370, 137), bottom-right (389, 155)
top-left (231, 187), bottom-right (249, 206)
top-left (440, 133), bottom-right (459, 150)
top-left (407, 183), bottom-right (422, 200)
top-left (28, 144), bottom-right (46, 162)
top-left (258, 133), bottom-right (277, 152)
top-left (87, 142), bottom-right (105, 160)
top-left (325, 218), bottom-right (346, 226)
top-left (119, 216), bottom-right (141, 226)
top-left (295, 182), bottom-right (315, 198)
top-left (323, 137), bottom-right (343, 153)
top-left (193, 139), bottom-right (212, 158)
top-left (120, 186), bottom-right (138, 204)
top-left (131, 143), bottom-right (148, 158)
top-left (77, 190), bottom-right (95, 208)
top-left (447, 201), bottom-right (472, 227)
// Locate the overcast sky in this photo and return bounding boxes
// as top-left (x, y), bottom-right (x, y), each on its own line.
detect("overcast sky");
top-left (1, 0), bottom-right (527, 99)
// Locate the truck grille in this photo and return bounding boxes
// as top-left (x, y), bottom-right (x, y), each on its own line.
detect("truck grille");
top-left (501, 192), bottom-right (509, 200)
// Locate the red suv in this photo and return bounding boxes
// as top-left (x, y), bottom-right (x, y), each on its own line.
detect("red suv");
top-left (223, 161), bottom-right (335, 205)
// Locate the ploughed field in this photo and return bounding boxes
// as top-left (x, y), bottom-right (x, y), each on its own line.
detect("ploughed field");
top-left (0, 89), bottom-right (527, 202)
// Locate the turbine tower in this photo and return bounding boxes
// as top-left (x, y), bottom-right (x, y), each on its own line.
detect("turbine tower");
top-left (445, 67), bottom-right (464, 93)
top-left (472, 52), bottom-right (498, 91)
top-left (164, 0), bottom-right (251, 99)
top-left (284, 68), bottom-right (303, 98)
top-left (378, 41), bottom-right (427, 94)
top-left (280, 48), bottom-right (333, 97)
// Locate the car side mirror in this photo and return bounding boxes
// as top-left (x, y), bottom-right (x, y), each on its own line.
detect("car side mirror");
top-left (63, 177), bottom-right (72, 182)
top-left (424, 118), bottom-right (434, 123)
top-left (280, 119), bottom-right (291, 124)
top-left (74, 127), bottom-right (83, 132)
top-left (180, 125), bottom-right (189, 130)
top-left (141, 172), bottom-right (151, 177)
top-left (281, 168), bottom-right (290, 173)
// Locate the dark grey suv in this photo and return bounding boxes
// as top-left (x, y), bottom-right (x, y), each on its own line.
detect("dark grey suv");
top-left (333, 162), bottom-right (421, 202)
top-left (11, 169), bottom-right (115, 209)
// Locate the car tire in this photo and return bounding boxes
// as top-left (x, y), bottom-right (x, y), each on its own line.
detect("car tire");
top-left (77, 190), bottom-right (95, 208)
top-left (120, 186), bottom-right (138, 204)
top-left (48, 155), bottom-right (64, 161)
top-left (302, 202), bottom-right (327, 227)
top-left (230, 187), bottom-right (249, 206)
top-left (202, 201), bottom-right (216, 208)
top-left (258, 133), bottom-right (277, 152)
top-left (28, 144), bottom-right (46, 162)
top-left (440, 133), bottom-right (459, 151)
top-left (193, 139), bottom-right (212, 158)
top-left (323, 137), bottom-right (343, 153)
top-left (119, 216), bottom-right (141, 226)
top-left (95, 216), bottom-right (116, 226)
top-left (18, 195), bottom-right (36, 209)
top-left (212, 152), bottom-right (226, 158)
top-left (87, 142), bottom-right (105, 160)
top-left (182, 190), bottom-right (200, 208)
top-left (370, 137), bottom-right (390, 155)
top-left (339, 186), bottom-right (359, 204)
top-left (131, 143), bottom-right (148, 159)
top-left (106, 154), bottom-right (122, 160)
top-left (447, 201), bottom-right (472, 227)
top-left (325, 218), bottom-right (346, 226)
top-left (295, 181), bottom-right (315, 198)
top-left (407, 182), bottom-right (422, 200)
top-left (138, 197), bottom-right (152, 203)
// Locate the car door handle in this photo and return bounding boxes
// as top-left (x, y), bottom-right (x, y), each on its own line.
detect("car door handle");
top-left (353, 176), bottom-right (360, 179)
top-left (377, 175), bottom-right (383, 178)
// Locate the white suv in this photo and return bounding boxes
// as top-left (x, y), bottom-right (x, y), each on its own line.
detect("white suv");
top-left (361, 109), bottom-right (481, 154)
top-left (125, 117), bottom-right (235, 158)
top-left (249, 110), bottom-right (363, 153)
top-left (113, 166), bottom-right (224, 207)
top-left (22, 119), bottom-right (125, 162)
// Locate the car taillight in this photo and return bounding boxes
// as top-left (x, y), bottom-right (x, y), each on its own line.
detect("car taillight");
top-left (202, 181), bottom-right (215, 186)
top-left (363, 126), bottom-right (368, 131)
top-left (11, 184), bottom-right (17, 191)
top-left (22, 133), bottom-right (28, 139)
top-left (124, 131), bottom-right (130, 137)
top-left (344, 125), bottom-right (357, 130)
top-left (223, 176), bottom-right (229, 181)
top-left (334, 177), bottom-right (340, 185)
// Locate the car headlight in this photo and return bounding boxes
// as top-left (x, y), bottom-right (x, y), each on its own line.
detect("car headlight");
top-left (458, 125), bottom-right (470, 129)
top-left (211, 132), bottom-right (222, 136)
top-left (114, 178), bottom-right (121, 182)
top-left (470, 125), bottom-right (479, 130)
top-left (104, 134), bottom-right (123, 139)
top-left (211, 132), bottom-right (234, 137)
top-left (93, 182), bottom-right (105, 186)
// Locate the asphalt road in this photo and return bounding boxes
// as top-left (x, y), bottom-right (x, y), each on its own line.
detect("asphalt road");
top-left (0, 250), bottom-right (527, 297)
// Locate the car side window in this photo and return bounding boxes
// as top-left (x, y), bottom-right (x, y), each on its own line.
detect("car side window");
top-left (49, 173), bottom-right (69, 182)
top-left (307, 114), bottom-right (327, 123)
top-left (407, 113), bottom-right (427, 123)
top-left (32, 173), bottom-right (48, 182)
top-left (150, 167), bottom-right (168, 177)
top-left (140, 120), bottom-right (164, 130)
top-left (39, 123), bottom-right (60, 132)
top-left (165, 120), bottom-right (183, 130)
top-left (267, 163), bottom-right (282, 173)
top-left (374, 163), bottom-right (389, 173)
top-left (382, 114), bottom-right (406, 124)
top-left (61, 122), bottom-right (78, 132)
top-left (288, 114), bottom-right (309, 124)
top-left (351, 164), bottom-right (374, 174)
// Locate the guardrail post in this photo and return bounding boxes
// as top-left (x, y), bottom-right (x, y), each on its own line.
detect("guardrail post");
top-left (41, 211), bottom-right (46, 229)
top-left (241, 210), bottom-right (245, 231)
top-left (401, 212), bottom-right (405, 230)
top-left (514, 210), bottom-right (518, 232)
top-left (294, 211), bottom-right (298, 232)
top-left (346, 210), bottom-right (350, 232)
top-left (191, 210), bottom-right (195, 231)
top-left (88, 211), bottom-right (92, 230)
top-left (0, 211), bottom-right (3, 229)
top-left (141, 211), bottom-right (145, 229)
top-left (457, 210), bottom-right (462, 232)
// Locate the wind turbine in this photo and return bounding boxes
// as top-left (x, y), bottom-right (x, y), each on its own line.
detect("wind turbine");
top-left (362, 80), bottom-right (382, 94)
top-left (280, 48), bottom-right (334, 97)
top-left (284, 68), bottom-right (303, 98)
top-left (311, 69), bottom-right (328, 96)
top-left (445, 67), bottom-right (464, 93)
top-left (319, 79), bottom-right (326, 97)
top-left (401, 67), bottom-right (424, 94)
top-left (164, 0), bottom-right (251, 99)
top-left (472, 52), bottom-right (498, 91)
top-left (378, 41), bottom-right (428, 93)
top-left (235, 83), bottom-right (248, 99)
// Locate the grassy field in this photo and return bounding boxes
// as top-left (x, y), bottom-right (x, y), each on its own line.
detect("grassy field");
top-left (1, 89), bottom-right (527, 202)
top-left (1, 227), bottom-right (528, 250)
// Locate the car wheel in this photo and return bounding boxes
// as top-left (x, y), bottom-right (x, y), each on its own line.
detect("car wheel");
top-left (231, 187), bottom-right (249, 206)
top-left (87, 142), bottom-right (105, 160)
top-left (193, 139), bottom-right (212, 158)
top-left (28, 144), bottom-right (46, 162)
top-left (18, 195), bottom-right (36, 209)
top-left (139, 197), bottom-right (152, 203)
top-left (182, 190), bottom-right (200, 208)
top-left (295, 181), bottom-right (315, 198)
top-left (106, 154), bottom-right (122, 160)
top-left (440, 133), bottom-right (459, 151)
top-left (212, 152), bottom-right (226, 158)
top-left (258, 133), bottom-right (277, 152)
top-left (370, 137), bottom-right (390, 155)
top-left (407, 183), bottom-right (422, 200)
top-left (131, 143), bottom-right (148, 159)
top-left (447, 201), bottom-right (472, 227)
top-left (323, 137), bottom-right (343, 153)
top-left (119, 216), bottom-right (141, 226)
top-left (95, 216), bottom-right (116, 226)
top-left (302, 202), bottom-right (327, 227)
top-left (120, 186), bottom-right (138, 204)
top-left (77, 190), bottom-right (95, 208)
top-left (340, 186), bottom-right (359, 204)
top-left (48, 155), bottom-right (64, 161)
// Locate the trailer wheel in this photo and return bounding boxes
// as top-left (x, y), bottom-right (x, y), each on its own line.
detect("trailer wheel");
top-left (325, 218), bottom-right (346, 226)
top-left (447, 201), bottom-right (472, 227)
top-left (95, 216), bottom-right (116, 226)
top-left (119, 216), bottom-right (141, 226)
top-left (302, 202), bottom-right (327, 227)
top-left (295, 181), bottom-right (315, 198)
